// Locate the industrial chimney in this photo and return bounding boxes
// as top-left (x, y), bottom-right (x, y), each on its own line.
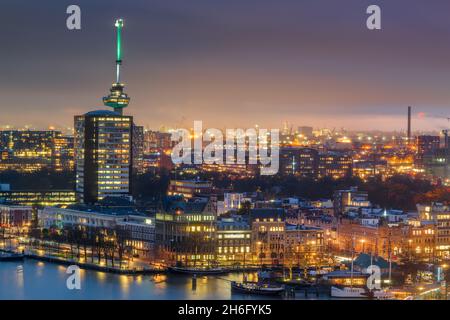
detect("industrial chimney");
top-left (407, 106), bottom-right (411, 145)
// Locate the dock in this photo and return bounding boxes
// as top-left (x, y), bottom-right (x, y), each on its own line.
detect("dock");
top-left (0, 248), bottom-right (165, 275)
top-left (0, 252), bottom-right (24, 262)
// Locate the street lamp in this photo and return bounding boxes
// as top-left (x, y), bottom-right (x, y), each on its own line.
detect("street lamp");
top-left (257, 241), bottom-right (263, 266)
top-left (360, 239), bottom-right (366, 253)
top-left (408, 239), bottom-right (412, 261)
top-left (442, 264), bottom-right (449, 300)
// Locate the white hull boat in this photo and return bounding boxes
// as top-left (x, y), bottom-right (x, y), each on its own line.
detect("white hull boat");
top-left (331, 286), bottom-right (367, 298)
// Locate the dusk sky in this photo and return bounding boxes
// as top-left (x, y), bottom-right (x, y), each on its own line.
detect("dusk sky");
top-left (1, 0), bottom-right (450, 132)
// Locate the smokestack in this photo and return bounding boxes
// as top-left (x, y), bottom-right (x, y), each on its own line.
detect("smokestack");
top-left (443, 130), bottom-right (449, 150)
top-left (407, 106), bottom-right (411, 145)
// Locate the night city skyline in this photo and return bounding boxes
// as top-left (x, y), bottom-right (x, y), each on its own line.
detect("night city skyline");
top-left (1, 0), bottom-right (450, 131)
top-left (1, 0), bottom-right (450, 307)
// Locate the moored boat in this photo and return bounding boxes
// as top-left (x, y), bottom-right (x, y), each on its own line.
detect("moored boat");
top-left (276, 278), bottom-right (315, 288)
top-left (331, 286), bottom-right (395, 299)
top-left (0, 252), bottom-right (24, 262)
top-left (257, 269), bottom-right (283, 280)
top-left (168, 266), bottom-right (228, 275)
top-left (231, 281), bottom-right (285, 296)
top-left (330, 286), bottom-right (367, 298)
top-left (369, 289), bottom-right (396, 300)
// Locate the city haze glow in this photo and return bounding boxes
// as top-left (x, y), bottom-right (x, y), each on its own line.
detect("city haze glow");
top-left (0, 0), bottom-right (450, 131)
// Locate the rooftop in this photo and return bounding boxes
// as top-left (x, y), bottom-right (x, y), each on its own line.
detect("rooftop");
top-left (353, 253), bottom-right (397, 269)
top-left (285, 223), bottom-right (322, 231)
top-left (84, 110), bottom-right (121, 117)
top-left (251, 208), bottom-right (285, 220)
top-left (66, 197), bottom-right (145, 217)
top-left (162, 196), bottom-right (209, 214)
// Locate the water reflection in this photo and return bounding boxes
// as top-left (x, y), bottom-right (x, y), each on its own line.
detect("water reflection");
top-left (16, 265), bottom-right (24, 289)
top-left (151, 274), bottom-right (167, 284)
top-left (0, 260), bottom-right (320, 300)
top-left (96, 271), bottom-right (106, 283)
top-left (119, 275), bottom-right (130, 297)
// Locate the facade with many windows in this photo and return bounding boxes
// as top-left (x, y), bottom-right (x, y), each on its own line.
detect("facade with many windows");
top-left (284, 224), bottom-right (324, 267)
top-left (74, 110), bottom-right (133, 204)
top-left (0, 190), bottom-right (75, 207)
top-left (251, 208), bottom-right (286, 266)
top-left (417, 203), bottom-right (450, 259)
top-left (0, 204), bottom-right (33, 228)
top-left (155, 196), bottom-right (217, 267)
top-left (167, 180), bottom-right (213, 199)
top-left (318, 151), bottom-right (353, 179)
top-left (0, 130), bottom-right (74, 172)
top-left (279, 147), bottom-right (319, 178)
top-left (216, 215), bottom-right (251, 266)
top-left (39, 206), bottom-right (155, 258)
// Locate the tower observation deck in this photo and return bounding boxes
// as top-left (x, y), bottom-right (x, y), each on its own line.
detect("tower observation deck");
top-left (103, 19), bottom-right (130, 115)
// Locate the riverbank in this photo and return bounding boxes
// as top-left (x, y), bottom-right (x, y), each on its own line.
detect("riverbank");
top-left (0, 248), bottom-right (263, 276)
top-left (0, 260), bottom-right (283, 300)
top-left (0, 248), bottom-right (162, 275)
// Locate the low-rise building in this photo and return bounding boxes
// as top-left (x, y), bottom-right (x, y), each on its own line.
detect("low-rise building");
top-left (167, 180), bottom-right (213, 199)
top-left (417, 203), bottom-right (450, 259)
top-left (251, 208), bottom-right (286, 266)
top-left (39, 205), bottom-right (155, 258)
top-left (284, 224), bottom-right (324, 267)
top-left (216, 215), bottom-right (251, 266)
top-left (155, 196), bottom-right (217, 267)
top-left (336, 217), bottom-right (408, 260)
top-left (333, 187), bottom-right (370, 216)
top-left (0, 190), bottom-right (76, 207)
top-left (407, 219), bottom-right (436, 262)
top-left (0, 204), bottom-right (33, 229)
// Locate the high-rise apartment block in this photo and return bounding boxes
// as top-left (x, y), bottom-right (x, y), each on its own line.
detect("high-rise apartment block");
top-left (74, 111), bottom-right (133, 204)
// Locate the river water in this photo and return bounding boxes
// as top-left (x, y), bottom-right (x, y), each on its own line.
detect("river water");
top-left (0, 260), bottom-right (330, 300)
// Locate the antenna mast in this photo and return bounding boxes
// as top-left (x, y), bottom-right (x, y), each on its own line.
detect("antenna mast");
top-left (115, 19), bottom-right (123, 83)
top-left (103, 18), bottom-right (130, 115)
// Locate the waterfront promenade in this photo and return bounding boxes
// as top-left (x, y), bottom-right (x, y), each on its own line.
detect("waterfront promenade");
top-left (0, 236), bottom-right (259, 275)
top-left (0, 234), bottom-right (162, 274)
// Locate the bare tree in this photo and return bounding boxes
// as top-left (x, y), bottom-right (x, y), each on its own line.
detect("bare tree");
top-left (115, 226), bottom-right (131, 269)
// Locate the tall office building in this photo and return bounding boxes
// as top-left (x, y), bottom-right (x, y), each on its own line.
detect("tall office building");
top-left (75, 19), bottom-right (135, 204)
top-left (74, 111), bottom-right (133, 204)
top-left (132, 125), bottom-right (144, 174)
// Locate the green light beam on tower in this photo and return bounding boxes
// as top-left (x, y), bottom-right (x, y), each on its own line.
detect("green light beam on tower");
top-left (103, 18), bottom-right (130, 115)
top-left (115, 19), bottom-right (124, 83)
